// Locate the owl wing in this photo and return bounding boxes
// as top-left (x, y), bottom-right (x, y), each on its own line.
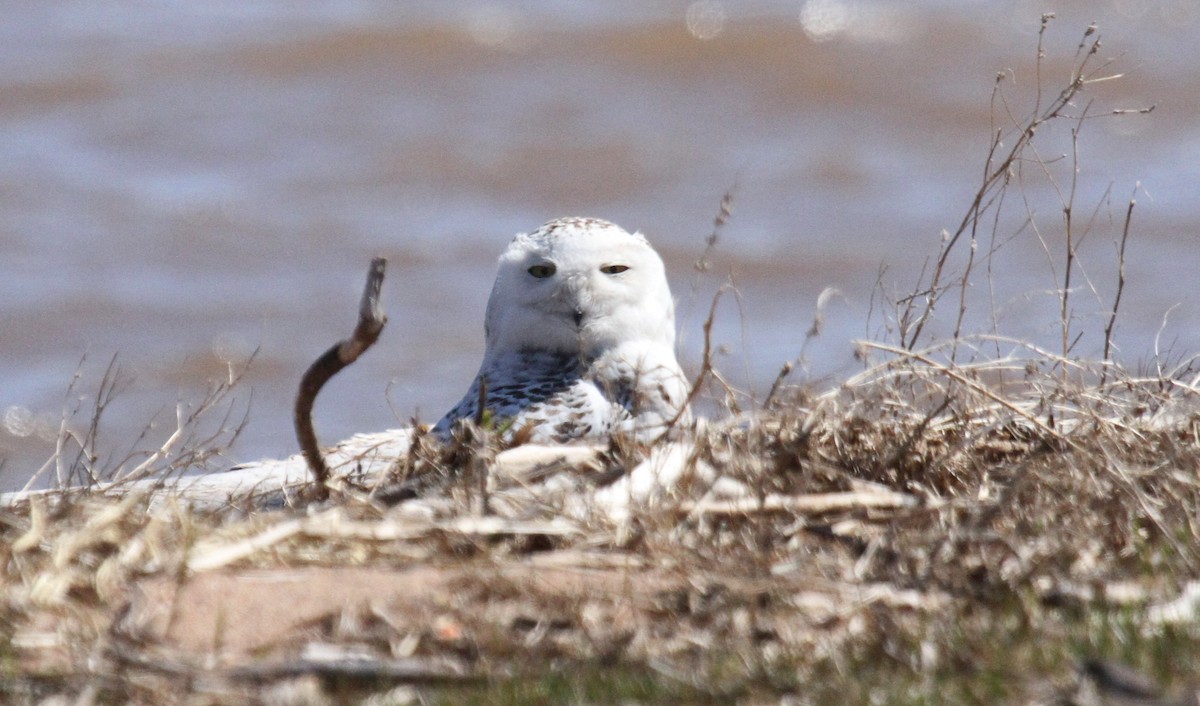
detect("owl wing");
top-left (588, 343), bottom-right (691, 441)
top-left (435, 346), bottom-right (690, 445)
top-left (432, 351), bottom-right (614, 443)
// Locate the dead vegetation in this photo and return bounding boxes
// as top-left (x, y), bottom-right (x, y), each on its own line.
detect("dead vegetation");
top-left (2, 18), bottom-right (1199, 706)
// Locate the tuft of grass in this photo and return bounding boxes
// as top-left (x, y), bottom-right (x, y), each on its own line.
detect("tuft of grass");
top-left (425, 663), bottom-right (718, 706)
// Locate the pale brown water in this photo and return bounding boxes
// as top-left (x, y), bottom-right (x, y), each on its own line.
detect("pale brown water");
top-left (3, 2), bottom-right (1199, 487)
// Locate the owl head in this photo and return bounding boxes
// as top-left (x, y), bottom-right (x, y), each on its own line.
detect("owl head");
top-left (483, 217), bottom-right (677, 360)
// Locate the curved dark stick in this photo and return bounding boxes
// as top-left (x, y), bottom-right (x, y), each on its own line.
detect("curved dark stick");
top-left (294, 257), bottom-right (388, 499)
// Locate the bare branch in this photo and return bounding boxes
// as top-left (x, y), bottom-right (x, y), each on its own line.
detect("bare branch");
top-left (295, 257), bottom-right (389, 499)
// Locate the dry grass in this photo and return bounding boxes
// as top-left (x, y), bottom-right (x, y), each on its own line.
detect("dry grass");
top-left (3, 19), bottom-right (1199, 706)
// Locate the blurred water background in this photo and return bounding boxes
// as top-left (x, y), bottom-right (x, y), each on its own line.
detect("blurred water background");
top-left (3, 1), bottom-right (1199, 488)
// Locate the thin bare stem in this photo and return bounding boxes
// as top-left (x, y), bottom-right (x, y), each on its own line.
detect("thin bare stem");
top-left (899, 19), bottom-right (1107, 352)
top-left (1101, 187), bottom-right (1137, 384)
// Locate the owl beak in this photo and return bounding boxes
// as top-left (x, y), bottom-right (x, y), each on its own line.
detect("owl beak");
top-left (560, 274), bottom-right (587, 327)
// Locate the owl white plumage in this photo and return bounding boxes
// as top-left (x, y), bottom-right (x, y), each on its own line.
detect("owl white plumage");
top-left (433, 217), bottom-right (691, 444)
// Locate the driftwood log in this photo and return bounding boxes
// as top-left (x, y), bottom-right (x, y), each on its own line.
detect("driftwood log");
top-left (295, 257), bottom-right (388, 499)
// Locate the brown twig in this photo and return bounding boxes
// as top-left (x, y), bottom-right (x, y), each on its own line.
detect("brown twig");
top-left (295, 257), bottom-right (388, 499)
top-left (899, 17), bottom-right (1104, 351)
top-left (762, 361), bottom-right (794, 410)
top-left (1101, 186), bottom-right (1137, 385)
top-left (668, 284), bottom-right (730, 431)
top-left (679, 186), bottom-right (737, 354)
top-left (1059, 110), bottom-right (1087, 367)
top-left (692, 186), bottom-right (736, 278)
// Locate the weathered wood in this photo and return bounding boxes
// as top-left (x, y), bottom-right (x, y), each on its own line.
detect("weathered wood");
top-left (295, 257), bottom-right (388, 498)
top-left (679, 490), bottom-right (918, 517)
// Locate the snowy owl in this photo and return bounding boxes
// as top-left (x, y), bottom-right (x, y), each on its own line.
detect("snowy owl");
top-left (54, 217), bottom-right (692, 506)
top-left (432, 217), bottom-right (691, 445)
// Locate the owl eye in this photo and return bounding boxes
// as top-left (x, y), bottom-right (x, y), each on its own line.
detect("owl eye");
top-left (528, 263), bottom-right (556, 278)
top-left (600, 264), bottom-right (629, 275)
